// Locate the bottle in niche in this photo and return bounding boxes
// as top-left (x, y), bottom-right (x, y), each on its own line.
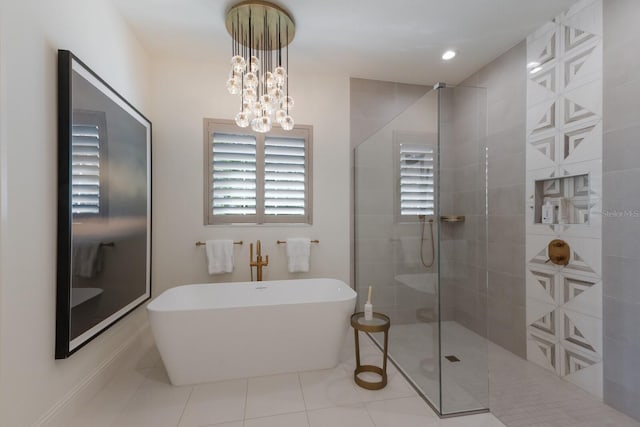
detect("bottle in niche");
top-left (541, 200), bottom-right (554, 224)
top-left (558, 198), bottom-right (569, 224)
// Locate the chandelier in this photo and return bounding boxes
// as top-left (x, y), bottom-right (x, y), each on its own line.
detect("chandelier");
top-left (225, 1), bottom-right (296, 133)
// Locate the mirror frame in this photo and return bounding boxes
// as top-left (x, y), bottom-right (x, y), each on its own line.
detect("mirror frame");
top-left (55, 50), bottom-right (152, 359)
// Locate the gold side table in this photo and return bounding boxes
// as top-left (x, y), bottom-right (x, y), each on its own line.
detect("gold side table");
top-left (350, 312), bottom-right (390, 390)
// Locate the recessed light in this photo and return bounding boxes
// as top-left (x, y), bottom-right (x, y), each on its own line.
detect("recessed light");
top-left (442, 50), bottom-right (456, 60)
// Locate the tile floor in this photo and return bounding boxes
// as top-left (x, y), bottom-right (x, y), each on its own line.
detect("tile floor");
top-left (68, 321), bottom-right (640, 427)
top-left (68, 329), bottom-right (506, 427)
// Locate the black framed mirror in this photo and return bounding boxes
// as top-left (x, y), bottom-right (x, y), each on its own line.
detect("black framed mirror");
top-left (56, 50), bottom-right (152, 358)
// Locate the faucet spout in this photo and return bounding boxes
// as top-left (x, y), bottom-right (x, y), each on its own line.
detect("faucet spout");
top-left (250, 240), bottom-right (268, 281)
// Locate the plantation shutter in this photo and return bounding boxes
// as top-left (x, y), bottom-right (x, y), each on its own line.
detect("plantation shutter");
top-left (264, 136), bottom-right (306, 216)
top-left (205, 119), bottom-right (312, 225)
top-left (400, 144), bottom-right (435, 215)
top-left (211, 132), bottom-right (257, 216)
top-left (71, 124), bottom-right (101, 215)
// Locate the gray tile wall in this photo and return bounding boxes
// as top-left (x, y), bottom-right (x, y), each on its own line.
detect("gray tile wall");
top-left (455, 42), bottom-right (528, 358)
top-left (440, 85), bottom-right (489, 339)
top-left (603, 0), bottom-right (640, 421)
top-left (350, 78), bottom-right (430, 150)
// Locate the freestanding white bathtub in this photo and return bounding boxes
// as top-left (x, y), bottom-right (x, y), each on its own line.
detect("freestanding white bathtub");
top-left (147, 278), bottom-right (357, 386)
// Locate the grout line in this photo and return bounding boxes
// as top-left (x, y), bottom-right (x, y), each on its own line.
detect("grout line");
top-left (242, 377), bottom-right (250, 422)
top-left (242, 411), bottom-right (309, 426)
top-left (360, 401), bottom-right (379, 427)
top-left (175, 384), bottom-right (195, 427)
top-left (107, 367), bottom-right (155, 426)
top-left (242, 373), bottom-right (307, 421)
top-left (363, 401), bottom-right (379, 427)
top-left (297, 371), bottom-right (308, 410)
top-left (297, 372), bottom-right (312, 427)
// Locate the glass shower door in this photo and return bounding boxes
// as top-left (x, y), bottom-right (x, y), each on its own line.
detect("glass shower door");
top-left (354, 87), bottom-right (442, 409)
top-left (353, 83), bottom-right (488, 417)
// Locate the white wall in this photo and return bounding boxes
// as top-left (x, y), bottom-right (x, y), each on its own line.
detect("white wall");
top-left (0, 2), bottom-right (351, 424)
top-left (150, 55), bottom-right (351, 294)
top-left (0, 1), bottom-right (151, 425)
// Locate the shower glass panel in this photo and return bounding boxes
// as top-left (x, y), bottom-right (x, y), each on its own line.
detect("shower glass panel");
top-left (354, 83), bottom-right (488, 417)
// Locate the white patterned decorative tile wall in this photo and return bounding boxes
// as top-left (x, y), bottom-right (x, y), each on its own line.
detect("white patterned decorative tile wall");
top-left (525, 0), bottom-right (603, 399)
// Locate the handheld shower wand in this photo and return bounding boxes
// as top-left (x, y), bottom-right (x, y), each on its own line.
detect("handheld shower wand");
top-left (418, 215), bottom-right (435, 268)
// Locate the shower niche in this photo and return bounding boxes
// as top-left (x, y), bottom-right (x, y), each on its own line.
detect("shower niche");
top-left (533, 173), bottom-right (590, 225)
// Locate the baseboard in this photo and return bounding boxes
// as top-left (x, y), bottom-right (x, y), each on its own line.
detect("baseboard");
top-left (33, 322), bottom-right (151, 427)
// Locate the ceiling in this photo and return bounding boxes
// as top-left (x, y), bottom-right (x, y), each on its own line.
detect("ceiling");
top-left (112, 0), bottom-right (578, 85)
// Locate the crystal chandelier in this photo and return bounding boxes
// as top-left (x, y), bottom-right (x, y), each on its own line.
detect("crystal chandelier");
top-left (225, 1), bottom-right (295, 133)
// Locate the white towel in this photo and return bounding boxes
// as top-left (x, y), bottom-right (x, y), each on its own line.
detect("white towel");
top-left (72, 241), bottom-right (103, 278)
top-left (286, 238), bottom-right (311, 273)
top-left (399, 236), bottom-right (420, 267)
top-left (205, 239), bottom-right (234, 274)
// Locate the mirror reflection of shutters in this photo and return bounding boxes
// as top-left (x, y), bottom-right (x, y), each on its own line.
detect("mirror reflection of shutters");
top-left (400, 144), bottom-right (434, 216)
top-left (71, 124), bottom-right (101, 215)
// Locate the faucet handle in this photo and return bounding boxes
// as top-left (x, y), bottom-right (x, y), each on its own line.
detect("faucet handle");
top-left (264, 254), bottom-right (269, 266)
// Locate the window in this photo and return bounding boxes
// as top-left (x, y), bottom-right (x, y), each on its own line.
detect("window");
top-left (204, 119), bottom-right (313, 224)
top-left (394, 132), bottom-right (435, 219)
top-left (71, 111), bottom-right (107, 217)
top-left (399, 143), bottom-right (435, 216)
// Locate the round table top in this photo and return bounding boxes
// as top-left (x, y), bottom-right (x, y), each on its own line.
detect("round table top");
top-left (351, 312), bottom-right (390, 332)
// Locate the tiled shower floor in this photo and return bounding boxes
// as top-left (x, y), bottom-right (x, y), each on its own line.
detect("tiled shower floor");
top-left (381, 321), bottom-right (489, 414)
top-left (381, 321), bottom-right (640, 427)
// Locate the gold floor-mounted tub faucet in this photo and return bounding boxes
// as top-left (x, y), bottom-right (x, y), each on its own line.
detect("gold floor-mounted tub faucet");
top-left (250, 240), bottom-right (269, 281)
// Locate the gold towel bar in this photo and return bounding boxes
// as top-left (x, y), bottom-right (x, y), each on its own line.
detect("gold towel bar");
top-left (440, 215), bottom-right (465, 223)
top-left (195, 240), bottom-right (243, 246)
top-left (277, 239), bottom-right (320, 244)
